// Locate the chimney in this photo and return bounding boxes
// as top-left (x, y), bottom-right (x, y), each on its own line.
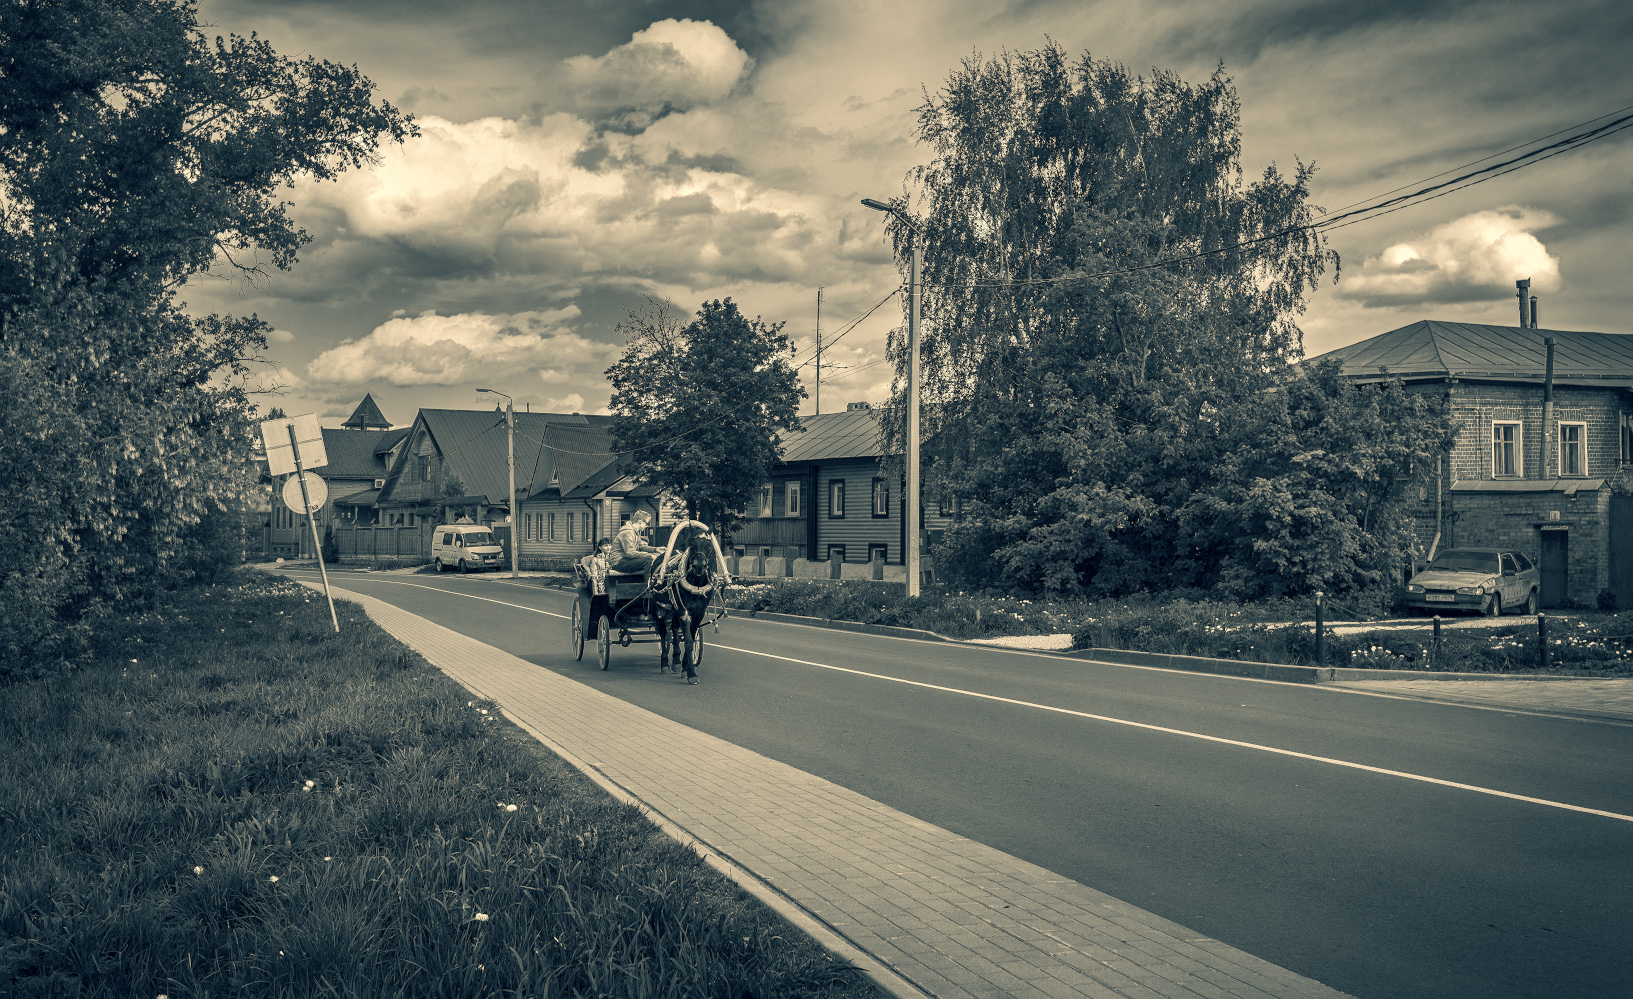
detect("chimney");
top-left (1530, 296), bottom-right (1539, 330)
top-left (1516, 278), bottom-right (1532, 327)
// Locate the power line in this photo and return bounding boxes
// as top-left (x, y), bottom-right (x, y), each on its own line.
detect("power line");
top-left (914, 102), bottom-right (1633, 291)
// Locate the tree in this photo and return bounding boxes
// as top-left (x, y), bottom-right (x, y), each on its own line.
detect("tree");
top-left (877, 45), bottom-right (1447, 601)
top-left (607, 298), bottom-right (804, 540)
top-left (0, 0), bottom-right (414, 667)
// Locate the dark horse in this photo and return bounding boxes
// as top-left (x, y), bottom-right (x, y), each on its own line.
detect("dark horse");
top-left (651, 523), bottom-right (720, 684)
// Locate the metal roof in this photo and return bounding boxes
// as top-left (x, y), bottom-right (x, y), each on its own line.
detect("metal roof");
top-left (525, 424), bottom-right (623, 498)
top-left (319, 428), bottom-right (409, 479)
top-left (1311, 321), bottom-right (1633, 383)
top-left (777, 409), bottom-right (892, 463)
top-left (340, 393), bottom-right (392, 430)
top-left (417, 409), bottom-right (614, 506)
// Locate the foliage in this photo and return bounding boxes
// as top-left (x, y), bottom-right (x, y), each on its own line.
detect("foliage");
top-left (608, 298), bottom-right (804, 539)
top-left (870, 45), bottom-right (1446, 603)
top-left (0, 572), bottom-right (880, 996)
top-left (725, 578), bottom-right (1082, 640)
top-left (320, 524), bottom-right (339, 564)
top-left (0, 0), bottom-right (414, 665)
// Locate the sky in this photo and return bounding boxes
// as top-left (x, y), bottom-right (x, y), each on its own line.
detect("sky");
top-left (184, 0), bottom-right (1633, 428)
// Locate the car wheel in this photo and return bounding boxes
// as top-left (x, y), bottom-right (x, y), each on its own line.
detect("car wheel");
top-left (434, 558), bottom-right (443, 572)
top-left (1486, 593), bottom-right (1501, 617)
top-left (1525, 589), bottom-right (1539, 616)
top-left (459, 559), bottom-right (469, 574)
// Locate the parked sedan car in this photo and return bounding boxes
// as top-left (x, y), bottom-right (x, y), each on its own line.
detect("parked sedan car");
top-left (1405, 547), bottom-right (1541, 616)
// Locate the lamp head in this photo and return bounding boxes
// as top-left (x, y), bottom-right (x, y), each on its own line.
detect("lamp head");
top-left (860, 198), bottom-right (893, 213)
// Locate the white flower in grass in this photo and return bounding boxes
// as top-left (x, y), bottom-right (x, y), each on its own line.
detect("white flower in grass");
top-left (269, 875), bottom-right (279, 882)
top-left (506, 804), bottom-right (518, 812)
top-left (474, 912), bottom-right (489, 921)
top-left (193, 866), bottom-right (204, 875)
top-left (324, 856), bottom-right (333, 862)
top-left (303, 780), bottom-right (315, 792)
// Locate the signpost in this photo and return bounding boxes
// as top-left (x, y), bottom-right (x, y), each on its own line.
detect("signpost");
top-left (261, 415), bottom-right (339, 633)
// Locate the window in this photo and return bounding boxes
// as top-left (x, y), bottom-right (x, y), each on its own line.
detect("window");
top-left (420, 456), bottom-right (431, 481)
top-left (758, 484), bottom-right (773, 517)
top-left (827, 544), bottom-right (846, 563)
top-left (871, 477), bottom-right (889, 517)
top-left (937, 492), bottom-right (954, 517)
top-left (868, 543), bottom-right (888, 563)
top-left (547, 512), bottom-right (556, 540)
top-left (441, 532), bottom-right (453, 545)
top-left (1492, 422), bottom-right (1521, 477)
top-left (1623, 412), bottom-right (1632, 464)
top-left (567, 512), bottom-right (576, 541)
top-left (786, 481), bottom-right (802, 517)
top-left (1559, 422), bottom-right (1586, 476)
top-left (1502, 554), bottom-right (1518, 576)
top-left (1515, 552), bottom-right (1534, 572)
top-left (621, 512), bottom-right (630, 526)
top-left (828, 479), bottom-right (845, 518)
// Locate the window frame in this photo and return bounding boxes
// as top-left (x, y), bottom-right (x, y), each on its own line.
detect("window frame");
top-left (567, 512), bottom-right (576, 542)
top-left (827, 544), bottom-right (846, 563)
top-left (1491, 421), bottom-right (1523, 478)
top-left (1558, 421), bottom-right (1587, 477)
top-left (828, 479), bottom-right (845, 519)
top-left (871, 477), bottom-right (889, 518)
top-left (547, 512), bottom-right (556, 541)
top-left (867, 543), bottom-right (888, 564)
top-left (786, 481), bottom-right (802, 518)
top-left (757, 484), bottom-right (773, 518)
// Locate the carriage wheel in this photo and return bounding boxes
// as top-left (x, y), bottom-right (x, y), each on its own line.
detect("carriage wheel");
top-left (692, 630), bottom-right (704, 666)
top-left (619, 629), bottom-right (632, 648)
top-left (571, 603), bottom-right (585, 661)
top-left (597, 614), bottom-right (612, 670)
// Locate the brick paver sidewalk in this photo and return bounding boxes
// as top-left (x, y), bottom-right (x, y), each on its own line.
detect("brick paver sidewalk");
top-left (322, 583), bottom-right (1353, 999)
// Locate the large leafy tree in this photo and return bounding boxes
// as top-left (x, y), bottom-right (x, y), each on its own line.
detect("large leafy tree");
top-left (874, 45), bottom-right (1448, 601)
top-left (0, 0), bottom-right (414, 666)
top-left (607, 298), bottom-right (804, 540)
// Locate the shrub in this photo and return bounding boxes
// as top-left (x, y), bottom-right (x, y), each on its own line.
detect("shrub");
top-left (164, 504), bottom-right (248, 588)
top-left (1598, 588), bottom-right (1618, 612)
top-left (321, 524), bottom-right (340, 564)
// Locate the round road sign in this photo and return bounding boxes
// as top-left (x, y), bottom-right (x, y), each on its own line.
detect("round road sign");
top-left (282, 472), bottom-right (329, 514)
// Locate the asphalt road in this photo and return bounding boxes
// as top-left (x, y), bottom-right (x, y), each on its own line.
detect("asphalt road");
top-left (277, 567), bottom-right (1633, 999)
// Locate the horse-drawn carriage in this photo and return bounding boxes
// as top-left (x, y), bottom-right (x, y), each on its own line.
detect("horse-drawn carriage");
top-left (570, 520), bottom-right (730, 683)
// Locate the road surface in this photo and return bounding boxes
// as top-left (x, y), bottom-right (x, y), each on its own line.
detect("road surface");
top-left (275, 566), bottom-right (1633, 999)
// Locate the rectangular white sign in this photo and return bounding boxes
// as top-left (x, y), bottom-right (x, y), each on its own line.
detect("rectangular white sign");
top-left (261, 414), bottom-right (328, 475)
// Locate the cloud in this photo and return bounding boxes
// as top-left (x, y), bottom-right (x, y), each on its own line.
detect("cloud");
top-left (304, 307), bottom-right (613, 386)
top-left (543, 392), bottom-right (587, 412)
top-left (1336, 209), bottom-right (1563, 309)
top-left (562, 19), bottom-right (754, 127)
top-left (267, 328), bottom-right (295, 343)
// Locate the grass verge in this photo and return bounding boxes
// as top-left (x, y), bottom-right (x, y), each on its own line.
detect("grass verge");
top-left (0, 571), bottom-right (883, 998)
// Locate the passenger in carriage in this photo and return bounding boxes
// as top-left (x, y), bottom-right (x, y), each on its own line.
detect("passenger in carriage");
top-left (610, 510), bottom-right (664, 574)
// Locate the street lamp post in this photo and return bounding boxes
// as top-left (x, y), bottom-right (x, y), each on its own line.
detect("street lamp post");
top-left (861, 198), bottom-right (922, 597)
top-left (477, 388), bottom-right (519, 578)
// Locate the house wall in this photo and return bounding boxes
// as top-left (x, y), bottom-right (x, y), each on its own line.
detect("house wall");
top-left (516, 495), bottom-right (603, 566)
top-left (1399, 381), bottom-right (1631, 605)
top-left (816, 456), bottom-right (899, 563)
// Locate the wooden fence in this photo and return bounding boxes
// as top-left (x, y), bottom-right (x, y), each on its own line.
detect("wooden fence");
top-left (332, 524), bottom-right (433, 561)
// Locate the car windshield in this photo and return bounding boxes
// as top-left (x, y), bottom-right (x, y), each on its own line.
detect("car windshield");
top-left (462, 532), bottom-right (496, 547)
top-left (1428, 551), bottom-right (1500, 574)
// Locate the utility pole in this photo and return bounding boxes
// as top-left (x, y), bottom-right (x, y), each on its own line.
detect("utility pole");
top-left (478, 388), bottom-right (518, 577)
top-left (861, 198), bottom-right (923, 597)
top-left (814, 286), bottom-right (823, 416)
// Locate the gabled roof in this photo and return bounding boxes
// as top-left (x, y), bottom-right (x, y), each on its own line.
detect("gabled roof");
top-left (525, 424), bottom-right (622, 498)
top-left (1312, 321), bottom-right (1633, 384)
top-left (777, 408), bottom-right (892, 463)
top-left (413, 409), bottom-right (615, 507)
top-left (341, 393), bottom-right (392, 430)
top-left (319, 427), bottom-right (410, 479)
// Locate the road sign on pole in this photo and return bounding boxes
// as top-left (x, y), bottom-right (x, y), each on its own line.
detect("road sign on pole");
top-left (281, 472), bottom-right (328, 513)
top-left (261, 414), bottom-right (327, 476)
top-left (282, 420), bottom-right (340, 634)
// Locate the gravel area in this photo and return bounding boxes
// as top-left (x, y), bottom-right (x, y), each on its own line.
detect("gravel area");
top-left (965, 633), bottom-right (1075, 650)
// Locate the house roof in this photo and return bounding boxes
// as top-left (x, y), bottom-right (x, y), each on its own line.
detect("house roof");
top-left (1311, 321), bottom-right (1633, 384)
top-left (777, 408), bottom-right (893, 463)
top-left (319, 427), bottom-right (410, 480)
top-left (524, 424), bottom-right (623, 498)
top-left (341, 393), bottom-right (393, 430)
top-left (333, 488), bottom-right (380, 507)
top-left (415, 409), bottom-right (615, 507)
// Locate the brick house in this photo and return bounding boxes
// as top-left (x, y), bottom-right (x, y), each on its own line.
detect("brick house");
top-left (1313, 320), bottom-right (1633, 608)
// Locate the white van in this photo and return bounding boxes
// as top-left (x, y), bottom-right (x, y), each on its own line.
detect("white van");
top-left (433, 524), bottom-right (504, 573)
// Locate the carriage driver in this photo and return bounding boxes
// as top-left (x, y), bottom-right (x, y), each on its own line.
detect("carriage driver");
top-left (610, 510), bottom-right (664, 574)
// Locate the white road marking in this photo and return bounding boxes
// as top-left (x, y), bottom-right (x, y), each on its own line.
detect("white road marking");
top-left (286, 572), bottom-right (1633, 822)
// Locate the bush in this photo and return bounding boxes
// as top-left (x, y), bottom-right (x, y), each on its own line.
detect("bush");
top-left (1598, 588), bottom-right (1618, 612)
top-left (931, 520), bottom-right (1010, 590)
top-left (164, 504), bottom-right (247, 588)
top-left (321, 524), bottom-right (340, 564)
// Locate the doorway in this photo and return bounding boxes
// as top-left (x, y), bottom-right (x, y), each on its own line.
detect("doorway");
top-left (1540, 528), bottom-right (1569, 608)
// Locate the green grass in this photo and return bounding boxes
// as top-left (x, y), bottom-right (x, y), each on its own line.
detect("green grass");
top-left (0, 572), bottom-right (883, 998)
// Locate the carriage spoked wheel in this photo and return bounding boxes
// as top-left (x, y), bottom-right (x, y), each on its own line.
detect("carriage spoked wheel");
top-left (691, 631), bottom-right (704, 666)
top-left (596, 614), bottom-right (612, 670)
top-left (571, 603), bottom-right (585, 661)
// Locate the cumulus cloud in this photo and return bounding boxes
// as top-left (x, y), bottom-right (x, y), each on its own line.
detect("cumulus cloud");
top-left (305, 307), bottom-right (612, 386)
top-left (1339, 208), bottom-right (1562, 308)
top-left (562, 19), bottom-right (753, 128)
top-left (267, 328), bottom-right (295, 343)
